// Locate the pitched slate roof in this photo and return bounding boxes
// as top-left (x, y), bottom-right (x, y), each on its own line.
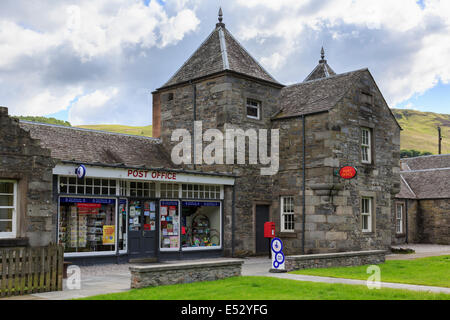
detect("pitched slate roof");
top-left (400, 154), bottom-right (450, 171)
top-left (273, 68), bottom-right (367, 119)
top-left (160, 24), bottom-right (280, 89)
top-left (19, 121), bottom-right (176, 169)
top-left (396, 155), bottom-right (450, 199)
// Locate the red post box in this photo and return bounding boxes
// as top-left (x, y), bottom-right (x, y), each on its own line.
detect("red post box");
top-left (264, 222), bottom-right (276, 238)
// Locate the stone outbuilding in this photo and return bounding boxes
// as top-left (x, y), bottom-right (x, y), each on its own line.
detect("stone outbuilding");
top-left (395, 154), bottom-right (450, 245)
top-left (0, 107), bottom-right (56, 248)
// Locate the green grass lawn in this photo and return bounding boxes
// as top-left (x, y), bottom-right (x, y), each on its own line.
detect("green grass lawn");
top-left (291, 255), bottom-right (450, 288)
top-left (79, 276), bottom-right (449, 300)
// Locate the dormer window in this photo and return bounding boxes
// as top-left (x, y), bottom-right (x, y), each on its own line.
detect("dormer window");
top-left (246, 99), bottom-right (260, 120)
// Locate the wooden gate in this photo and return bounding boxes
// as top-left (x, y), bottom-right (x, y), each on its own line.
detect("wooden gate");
top-left (0, 245), bottom-right (64, 297)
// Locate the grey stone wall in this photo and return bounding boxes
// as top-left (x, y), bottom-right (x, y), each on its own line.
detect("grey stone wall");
top-left (0, 107), bottom-right (56, 247)
top-left (130, 259), bottom-right (244, 288)
top-left (285, 250), bottom-right (386, 272)
top-left (418, 199), bottom-right (450, 245)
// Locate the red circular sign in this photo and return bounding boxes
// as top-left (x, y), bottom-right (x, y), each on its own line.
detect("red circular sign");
top-left (339, 166), bottom-right (357, 179)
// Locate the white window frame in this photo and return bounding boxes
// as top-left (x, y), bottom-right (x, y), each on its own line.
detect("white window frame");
top-left (361, 197), bottom-right (372, 233)
top-left (0, 180), bottom-right (17, 239)
top-left (361, 127), bottom-right (372, 164)
top-left (246, 99), bottom-right (261, 120)
top-left (396, 203), bottom-right (404, 234)
top-left (280, 196), bottom-right (295, 232)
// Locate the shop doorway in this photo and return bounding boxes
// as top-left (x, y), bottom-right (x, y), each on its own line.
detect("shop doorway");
top-left (255, 204), bottom-right (270, 255)
top-left (128, 199), bottom-right (158, 258)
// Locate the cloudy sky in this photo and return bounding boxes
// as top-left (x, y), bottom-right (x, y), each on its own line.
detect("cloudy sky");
top-left (0, 0), bottom-right (449, 126)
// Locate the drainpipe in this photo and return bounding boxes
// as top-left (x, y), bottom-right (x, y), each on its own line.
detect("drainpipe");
top-left (191, 81), bottom-right (197, 170)
top-left (301, 115), bottom-right (306, 255)
top-left (405, 200), bottom-right (409, 243)
top-left (231, 184), bottom-right (236, 257)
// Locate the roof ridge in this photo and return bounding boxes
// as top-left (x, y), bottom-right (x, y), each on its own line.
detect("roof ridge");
top-left (400, 167), bottom-right (450, 173)
top-left (19, 120), bottom-right (160, 142)
top-left (292, 68), bottom-right (367, 87)
top-left (401, 154), bottom-right (450, 161)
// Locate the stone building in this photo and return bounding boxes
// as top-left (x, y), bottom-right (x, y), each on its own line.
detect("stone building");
top-left (152, 14), bottom-right (401, 255)
top-left (0, 107), bottom-right (55, 248)
top-left (395, 154), bottom-right (450, 245)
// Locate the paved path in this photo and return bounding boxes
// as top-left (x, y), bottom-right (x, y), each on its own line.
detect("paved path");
top-left (387, 244), bottom-right (450, 260)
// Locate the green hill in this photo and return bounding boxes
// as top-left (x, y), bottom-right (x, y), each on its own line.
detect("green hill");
top-left (16, 109), bottom-right (449, 154)
top-left (392, 109), bottom-right (450, 155)
top-left (76, 124), bottom-right (153, 137)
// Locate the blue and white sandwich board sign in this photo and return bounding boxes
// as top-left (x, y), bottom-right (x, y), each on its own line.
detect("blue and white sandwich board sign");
top-left (271, 237), bottom-right (285, 271)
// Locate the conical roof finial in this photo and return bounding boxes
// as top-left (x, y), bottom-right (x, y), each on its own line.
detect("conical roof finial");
top-left (218, 7), bottom-right (223, 23)
top-left (216, 7), bottom-right (225, 27)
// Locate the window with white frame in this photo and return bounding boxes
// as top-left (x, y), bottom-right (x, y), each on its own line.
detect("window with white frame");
top-left (361, 197), bottom-right (373, 232)
top-left (59, 176), bottom-right (117, 196)
top-left (361, 128), bottom-right (372, 164)
top-left (160, 183), bottom-right (180, 198)
top-left (281, 196), bottom-right (294, 232)
top-left (129, 181), bottom-right (156, 198)
top-left (182, 184), bottom-right (221, 199)
top-left (246, 99), bottom-right (261, 120)
top-left (0, 181), bottom-right (17, 238)
top-left (396, 203), bottom-right (404, 234)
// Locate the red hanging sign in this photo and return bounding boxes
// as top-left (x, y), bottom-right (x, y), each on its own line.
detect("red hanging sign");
top-left (339, 166), bottom-right (357, 179)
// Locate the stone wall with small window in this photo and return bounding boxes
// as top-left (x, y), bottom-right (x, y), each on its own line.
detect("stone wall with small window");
top-left (0, 107), bottom-right (56, 247)
top-left (270, 70), bottom-right (400, 255)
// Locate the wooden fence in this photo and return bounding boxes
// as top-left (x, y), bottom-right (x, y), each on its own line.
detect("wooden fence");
top-left (0, 245), bottom-right (64, 298)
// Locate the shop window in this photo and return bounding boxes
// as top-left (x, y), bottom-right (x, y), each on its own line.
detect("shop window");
top-left (361, 127), bottom-right (372, 164)
top-left (59, 176), bottom-right (117, 196)
top-left (118, 199), bottom-right (128, 252)
top-left (181, 184), bottom-right (221, 199)
top-left (246, 99), bottom-right (261, 120)
top-left (160, 183), bottom-right (179, 199)
top-left (361, 197), bottom-right (373, 232)
top-left (160, 201), bottom-right (179, 250)
top-left (181, 201), bottom-right (221, 249)
top-left (0, 181), bottom-right (17, 238)
top-left (281, 196), bottom-right (294, 232)
top-left (396, 203), bottom-right (404, 234)
top-left (58, 197), bottom-right (117, 254)
top-left (129, 181), bottom-right (156, 198)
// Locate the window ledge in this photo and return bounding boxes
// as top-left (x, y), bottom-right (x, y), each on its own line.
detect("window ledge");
top-left (0, 238), bottom-right (29, 247)
top-left (278, 232), bottom-right (297, 238)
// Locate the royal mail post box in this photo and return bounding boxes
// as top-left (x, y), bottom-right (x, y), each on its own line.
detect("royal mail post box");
top-left (264, 222), bottom-right (276, 238)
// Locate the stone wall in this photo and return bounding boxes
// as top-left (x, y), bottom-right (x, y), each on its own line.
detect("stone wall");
top-left (393, 198), bottom-right (449, 245)
top-left (0, 107), bottom-right (56, 247)
top-left (285, 250), bottom-right (386, 272)
top-left (418, 199), bottom-right (450, 245)
top-left (130, 259), bottom-right (244, 288)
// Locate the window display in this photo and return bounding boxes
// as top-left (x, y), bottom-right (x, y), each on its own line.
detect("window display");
top-left (118, 199), bottom-right (127, 251)
top-left (59, 197), bottom-right (116, 253)
top-left (160, 201), bottom-right (179, 249)
top-left (181, 201), bottom-right (221, 248)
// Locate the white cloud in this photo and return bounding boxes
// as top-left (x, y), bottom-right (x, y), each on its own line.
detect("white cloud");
top-left (69, 88), bottom-right (119, 125)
